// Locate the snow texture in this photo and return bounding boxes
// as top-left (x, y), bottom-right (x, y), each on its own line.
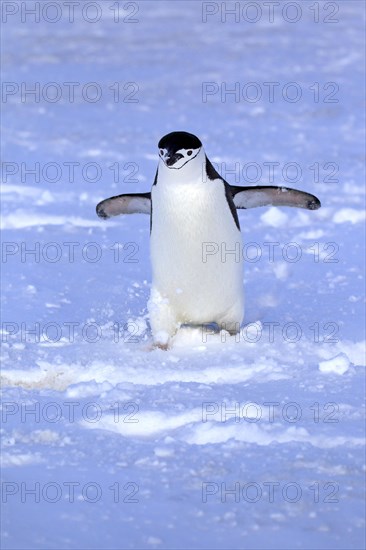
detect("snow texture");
top-left (1, 1), bottom-right (365, 549)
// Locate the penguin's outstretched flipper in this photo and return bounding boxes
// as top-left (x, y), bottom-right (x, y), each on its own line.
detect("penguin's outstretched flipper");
top-left (96, 192), bottom-right (151, 219)
top-left (230, 185), bottom-right (321, 211)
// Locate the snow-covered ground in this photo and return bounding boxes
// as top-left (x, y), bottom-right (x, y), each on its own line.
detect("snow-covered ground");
top-left (1, 1), bottom-right (365, 548)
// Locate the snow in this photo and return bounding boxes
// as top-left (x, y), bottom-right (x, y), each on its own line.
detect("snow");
top-left (260, 206), bottom-right (289, 227)
top-left (332, 208), bottom-right (366, 224)
top-left (318, 352), bottom-right (351, 375)
top-left (1, 1), bottom-right (365, 549)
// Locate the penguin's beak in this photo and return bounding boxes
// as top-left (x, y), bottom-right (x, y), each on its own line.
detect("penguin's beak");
top-left (165, 153), bottom-right (183, 167)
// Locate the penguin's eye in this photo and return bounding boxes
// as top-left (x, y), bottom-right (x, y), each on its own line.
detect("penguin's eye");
top-left (187, 150), bottom-right (193, 156)
top-left (159, 149), bottom-right (164, 155)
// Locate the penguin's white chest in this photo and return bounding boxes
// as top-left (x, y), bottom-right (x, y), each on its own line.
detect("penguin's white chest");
top-left (150, 180), bottom-right (244, 325)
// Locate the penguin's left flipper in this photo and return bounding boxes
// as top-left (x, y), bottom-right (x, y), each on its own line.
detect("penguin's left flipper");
top-left (96, 192), bottom-right (151, 219)
top-left (230, 185), bottom-right (321, 210)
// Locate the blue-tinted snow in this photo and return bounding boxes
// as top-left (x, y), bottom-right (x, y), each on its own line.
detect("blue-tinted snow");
top-left (1, 1), bottom-right (365, 549)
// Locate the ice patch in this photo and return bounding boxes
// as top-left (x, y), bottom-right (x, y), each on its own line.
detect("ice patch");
top-left (181, 421), bottom-right (364, 448)
top-left (65, 381), bottom-right (114, 399)
top-left (1, 338), bottom-right (290, 391)
top-left (316, 340), bottom-right (365, 368)
top-left (333, 209), bottom-right (366, 224)
top-left (319, 352), bottom-right (352, 375)
top-left (1, 184), bottom-right (57, 205)
top-left (297, 229), bottom-right (325, 240)
top-left (1, 452), bottom-right (44, 468)
top-left (82, 409), bottom-right (202, 437)
top-left (0, 210), bottom-right (116, 230)
top-left (260, 207), bottom-right (289, 228)
top-left (272, 262), bottom-right (289, 281)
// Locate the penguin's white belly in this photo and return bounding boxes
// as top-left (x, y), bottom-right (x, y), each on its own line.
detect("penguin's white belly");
top-left (150, 181), bottom-right (244, 325)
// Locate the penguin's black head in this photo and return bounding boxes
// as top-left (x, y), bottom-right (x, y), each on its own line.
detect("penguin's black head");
top-left (158, 131), bottom-right (202, 169)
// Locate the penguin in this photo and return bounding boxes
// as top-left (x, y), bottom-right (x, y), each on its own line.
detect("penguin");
top-left (96, 131), bottom-right (321, 348)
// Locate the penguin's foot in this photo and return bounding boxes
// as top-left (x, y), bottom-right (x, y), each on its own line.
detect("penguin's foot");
top-left (148, 288), bottom-right (179, 349)
top-left (141, 340), bottom-right (170, 352)
top-left (153, 341), bottom-right (170, 351)
top-left (152, 329), bottom-right (172, 350)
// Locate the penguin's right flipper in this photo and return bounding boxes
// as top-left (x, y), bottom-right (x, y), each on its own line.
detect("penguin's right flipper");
top-left (96, 192), bottom-right (151, 219)
top-left (230, 185), bottom-right (321, 210)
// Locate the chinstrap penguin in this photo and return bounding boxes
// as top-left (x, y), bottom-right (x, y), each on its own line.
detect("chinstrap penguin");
top-left (97, 131), bottom-right (321, 348)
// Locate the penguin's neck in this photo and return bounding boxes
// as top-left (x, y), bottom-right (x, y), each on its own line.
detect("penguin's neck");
top-left (157, 148), bottom-right (207, 186)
